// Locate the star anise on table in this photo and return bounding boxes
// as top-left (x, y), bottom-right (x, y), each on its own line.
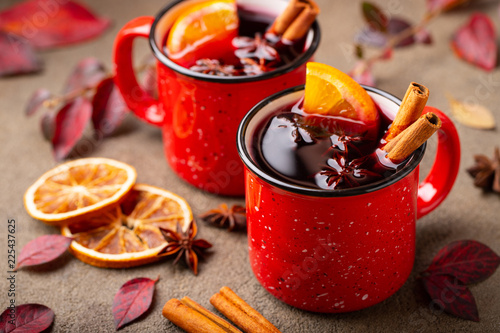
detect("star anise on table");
top-left (158, 220), bottom-right (212, 275)
top-left (320, 153), bottom-right (381, 189)
top-left (467, 146), bottom-right (500, 193)
top-left (199, 203), bottom-right (246, 231)
top-left (189, 59), bottom-right (240, 76)
top-left (234, 33), bottom-right (282, 75)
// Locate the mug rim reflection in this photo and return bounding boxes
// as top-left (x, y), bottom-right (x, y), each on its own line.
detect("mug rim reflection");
top-left (237, 85), bottom-right (427, 197)
top-left (148, 0), bottom-right (321, 83)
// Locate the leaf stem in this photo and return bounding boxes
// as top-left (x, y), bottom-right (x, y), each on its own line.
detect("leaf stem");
top-left (358, 8), bottom-right (442, 71)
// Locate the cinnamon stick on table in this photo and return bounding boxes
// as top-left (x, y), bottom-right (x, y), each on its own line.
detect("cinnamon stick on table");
top-left (384, 82), bottom-right (429, 142)
top-left (267, 0), bottom-right (320, 41)
top-left (162, 297), bottom-right (242, 333)
top-left (210, 286), bottom-right (281, 333)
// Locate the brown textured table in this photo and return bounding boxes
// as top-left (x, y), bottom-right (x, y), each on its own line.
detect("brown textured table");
top-left (1, 0), bottom-right (499, 332)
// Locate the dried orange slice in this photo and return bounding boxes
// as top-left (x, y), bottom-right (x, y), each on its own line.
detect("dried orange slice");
top-left (304, 62), bottom-right (379, 126)
top-left (24, 158), bottom-right (136, 226)
top-left (166, 0), bottom-right (238, 66)
top-left (61, 184), bottom-right (193, 268)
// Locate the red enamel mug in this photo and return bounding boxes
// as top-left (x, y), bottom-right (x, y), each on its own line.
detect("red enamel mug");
top-left (113, 0), bottom-right (320, 196)
top-left (237, 85), bottom-right (460, 313)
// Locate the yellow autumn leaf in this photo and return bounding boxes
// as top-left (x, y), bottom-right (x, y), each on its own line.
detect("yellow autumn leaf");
top-left (447, 95), bottom-right (496, 130)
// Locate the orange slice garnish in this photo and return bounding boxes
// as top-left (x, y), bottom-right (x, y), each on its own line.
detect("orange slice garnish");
top-left (61, 184), bottom-right (192, 268)
top-left (166, 0), bottom-right (239, 66)
top-left (24, 158), bottom-right (136, 226)
top-left (304, 62), bottom-right (379, 127)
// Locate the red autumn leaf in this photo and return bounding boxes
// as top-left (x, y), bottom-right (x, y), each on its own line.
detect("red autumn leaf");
top-left (41, 111), bottom-right (56, 141)
top-left (425, 240), bottom-right (500, 284)
top-left (451, 13), bottom-right (497, 71)
top-left (354, 26), bottom-right (388, 48)
top-left (362, 2), bottom-right (388, 32)
top-left (0, 30), bottom-right (42, 77)
top-left (92, 77), bottom-right (128, 137)
top-left (112, 277), bottom-right (158, 330)
top-left (0, 303), bottom-right (54, 333)
top-left (52, 97), bottom-right (92, 161)
top-left (427, 0), bottom-right (470, 12)
top-left (355, 18), bottom-right (426, 49)
top-left (422, 274), bottom-right (479, 322)
top-left (415, 27), bottom-right (433, 45)
top-left (349, 61), bottom-right (375, 87)
top-left (63, 57), bottom-right (107, 94)
top-left (16, 235), bottom-right (72, 270)
top-left (387, 18), bottom-right (415, 47)
top-left (0, 0), bottom-right (111, 50)
top-left (25, 89), bottom-right (52, 116)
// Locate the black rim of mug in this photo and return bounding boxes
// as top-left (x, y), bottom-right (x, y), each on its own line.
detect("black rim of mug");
top-left (149, 0), bottom-right (321, 83)
top-left (236, 85), bottom-right (427, 197)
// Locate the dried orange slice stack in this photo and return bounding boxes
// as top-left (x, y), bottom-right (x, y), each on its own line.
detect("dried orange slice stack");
top-left (24, 158), bottom-right (192, 268)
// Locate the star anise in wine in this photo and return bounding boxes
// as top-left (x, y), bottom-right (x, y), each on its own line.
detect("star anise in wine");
top-left (320, 152), bottom-right (381, 189)
top-left (199, 204), bottom-right (246, 231)
top-left (467, 146), bottom-right (500, 193)
top-left (158, 220), bottom-right (212, 275)
top-left (326, 132), bottom-right (364, 157)
top-left (189, 59), bottom-right (240, 76)
top-left (234, 33), bottom-right (282, 75)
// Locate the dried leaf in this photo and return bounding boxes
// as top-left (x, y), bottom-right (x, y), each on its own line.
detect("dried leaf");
top-left (0, 303), bottom-right (54, 333)
top-left (425, 240), bottom-right (500, 284)
top-left (422, 274), bottom-right (479, 322)
top-left (16, 235), bottom-right (72, 270)
top-left (63, 57), bottom-right (107, 94)
top-left (362, 2), bottom-right (388, 32)
top-left (451, 13), bottom-right (497, 71)
top-left (415, 27), bottom-right (433, 45)
top-left (52, 97), bottom-right (92, 161)
top-left (41, 111), bottom-right (56, 141)
top-left (113, 277), bottom-right (158, 330)
top-left (354, 27), bottom-right (388, 48)
top-left (25, 89), bottom-right (52, 116)
top-left (349, 61), bottom-right (375, 86)
top-left (0, 0), bottom-right (111, 49)
top-left (92, 77), bottom-right (128, 137)
top-left (355, 18), bottom-right (420, 49)
top-left (0, 30), bottom-right (42, 77)
top-left (427, 0), bottom-right (470, 12)
top-left (447, 95), bottom-right (496, 129)
top-left (387, 18), bottom-right (414, 47)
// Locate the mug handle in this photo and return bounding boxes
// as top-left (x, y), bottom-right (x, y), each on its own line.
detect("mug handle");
top-left (417, 106), bottom-right (460, 219)
top-left (113, 17), bottom-right (164, 127)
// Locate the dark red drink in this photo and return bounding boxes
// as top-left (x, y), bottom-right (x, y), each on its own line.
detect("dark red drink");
top-left (164, 4), bottom-right (307, 76)
top-left (252, 97), bottom-right (404, 190)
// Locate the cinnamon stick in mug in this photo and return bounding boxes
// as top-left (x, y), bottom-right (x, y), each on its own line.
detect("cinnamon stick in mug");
top-left (384, 82), bottom-right (429, 142)
top-left (268, 0), bottom-right (320, 41)
top-left (384, 112), bottom-right (442, 162)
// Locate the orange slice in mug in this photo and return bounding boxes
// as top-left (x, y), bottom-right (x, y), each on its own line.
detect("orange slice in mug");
top-left (166, 0), bottom-right (239, 66)
top-left (303, 62), bottom-right (380, 136)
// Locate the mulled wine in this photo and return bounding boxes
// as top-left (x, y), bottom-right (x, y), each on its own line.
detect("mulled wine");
top-left (164, 4), bottom-right (308, 76)
top-left (251, 98), bottom-right (407, 190)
